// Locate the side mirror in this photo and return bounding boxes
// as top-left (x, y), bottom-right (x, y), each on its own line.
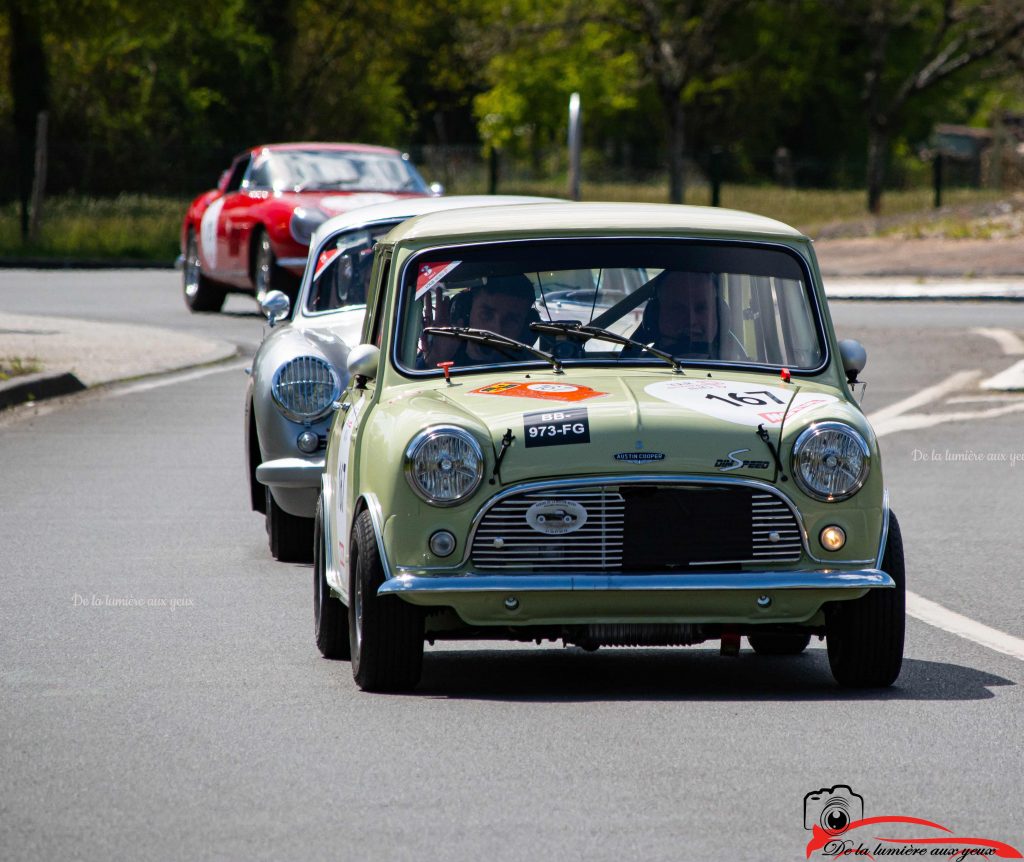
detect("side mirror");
top-left (429, 181), bottom-right (445, 197)
top-left (347, 344), bottom-right (380, 382)
top-left (260, 290), bottom-right (291, 327)
top-left (838, 339), bottom-right (867, 384)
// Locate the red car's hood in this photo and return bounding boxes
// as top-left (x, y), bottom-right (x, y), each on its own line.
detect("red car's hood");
top-left (277, 190), bottom-right (427, 215)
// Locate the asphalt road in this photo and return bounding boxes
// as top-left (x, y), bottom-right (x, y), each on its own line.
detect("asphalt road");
top-left (1, 272), bottom-right (1022, 861)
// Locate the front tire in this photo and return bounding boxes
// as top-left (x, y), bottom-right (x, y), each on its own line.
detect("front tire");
top-left (266, 485), bottom-right (314, 563)
top-left (314, 496), bottom-right (350, 659)
top-left (349, 510), bottom-right (424, 692)
top-left (183, 228), bottom-right (226, 312)
top-left (252, 227), bottom-right (298, 306)
top-left (826, 511), bottom-right (906, 688)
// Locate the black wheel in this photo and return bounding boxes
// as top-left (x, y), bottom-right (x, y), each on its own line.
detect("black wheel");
top-left (349, 510), bottom-right (424, 692)
top-left (183, 228), bottom-right (226, 312)
top-left (266, 485), bottom-right (314, 563)
top-left (826, 511), bottom-right (905, 688)
top-left (247, 405), bottom-right (266, 514)
top-left (747, 632), bottom-right (812, 655)
top-left (252, 227), bottom-right (299, 305)
top-left (314, 496), bottom-right (350, 659)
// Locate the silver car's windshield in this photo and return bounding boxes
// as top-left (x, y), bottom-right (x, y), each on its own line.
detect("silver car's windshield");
top-left (306, 223), bottom-right (397, 314)
top-left (396, 239), bottom-right (824, 374)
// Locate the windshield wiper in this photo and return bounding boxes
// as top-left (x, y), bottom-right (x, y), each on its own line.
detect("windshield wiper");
top-left (530, 321), bottom-right (684, 373)
top-left (423, 326), bottom-right (563, 373)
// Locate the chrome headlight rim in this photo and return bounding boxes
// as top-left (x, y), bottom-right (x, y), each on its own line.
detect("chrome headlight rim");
top-left (289, 206), bottom-right (328, 245)
top-left (270, 355), bottom-right (341, 423)
top-left (404, 425), bottom-right (485, 507)
top-left (791, 421), bottom-right (870, 502)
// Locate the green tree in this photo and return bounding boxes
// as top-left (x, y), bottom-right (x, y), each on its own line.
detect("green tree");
top-left (835, 0), bottom-right (1024, 212)
top-left (7, 0), bottom-right (48, 236)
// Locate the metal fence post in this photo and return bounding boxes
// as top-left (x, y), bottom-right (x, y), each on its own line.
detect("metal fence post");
top-left (488, 147), bottom-right (499, 195)
top-left (710, 146), bottom-right (723, 207)
top-left (29, 111), bottom-right (48, 242)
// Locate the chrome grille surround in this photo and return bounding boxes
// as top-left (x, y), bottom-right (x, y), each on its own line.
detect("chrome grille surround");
top-left (470, 477), bottom-right (805, 572)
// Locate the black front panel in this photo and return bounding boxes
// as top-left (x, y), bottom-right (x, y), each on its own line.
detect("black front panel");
top-left (621, 486), bottom-right (754, 571)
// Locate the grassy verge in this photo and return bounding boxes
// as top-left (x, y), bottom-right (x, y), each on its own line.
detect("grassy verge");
top-left (0, 186), bottom-right (1017, 263)
top-left (0, 357), bottom-right (41, 381)
top-left (488, 179), bottom-right (1010, 236)
top-left (0, 195), bottom-right (185, 262)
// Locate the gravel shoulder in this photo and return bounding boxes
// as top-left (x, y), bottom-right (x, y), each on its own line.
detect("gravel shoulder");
top-left (815, 237), bottom-right (1024, 278)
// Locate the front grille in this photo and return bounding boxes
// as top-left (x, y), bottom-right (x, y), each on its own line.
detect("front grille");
top-left (472, 487), bottom-right (625, 570)
top-left (471, 483), bottom-right (803, 572)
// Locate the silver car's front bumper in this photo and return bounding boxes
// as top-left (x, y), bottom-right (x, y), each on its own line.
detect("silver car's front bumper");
top-left (256, 457), bottom-right (323, 518)
top-left (256, 456), bottom-right (324, 488)
top-left (378, 568), bottom-right (893, 626)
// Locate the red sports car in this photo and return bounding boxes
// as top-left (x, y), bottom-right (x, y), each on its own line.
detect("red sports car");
top-left (180, 142), bottom-right (434, 312)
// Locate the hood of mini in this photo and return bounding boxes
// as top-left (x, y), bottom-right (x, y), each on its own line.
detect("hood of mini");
top-left (391, 368), bottom-right (847, 485)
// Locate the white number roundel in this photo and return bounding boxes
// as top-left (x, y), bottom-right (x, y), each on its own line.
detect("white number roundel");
top-left (645, 379), bottom-right (837, 427)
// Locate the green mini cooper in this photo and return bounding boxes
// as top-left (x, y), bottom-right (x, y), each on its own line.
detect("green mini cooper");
top-left (313, 202), bottom-right (904, 691)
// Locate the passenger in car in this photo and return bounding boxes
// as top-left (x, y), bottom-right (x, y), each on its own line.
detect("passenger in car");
top-left (623, 270), bottom-right (721, 359)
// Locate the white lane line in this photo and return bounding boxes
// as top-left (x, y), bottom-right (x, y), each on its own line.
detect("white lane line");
top-left (873, 401), bottom-right (1024, 436)
top-left (869, 372), bottom-right (1024, 663)
top-left (971, 327), bottom-right (1024, 356)
top-left (907, 591), bottom-right (1024, 662)
top-left (946, 394), bottom-right (1022, 404)
top-left (106, 359), bottom-right (249, 398)
top-left (867, 369), bottom-right (981, 425)
top-left (981, 358), bottom-right (1024, 392)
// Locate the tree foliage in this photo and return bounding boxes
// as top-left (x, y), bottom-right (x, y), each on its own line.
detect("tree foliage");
top-left (1, 0), bottom-right (1022, 210)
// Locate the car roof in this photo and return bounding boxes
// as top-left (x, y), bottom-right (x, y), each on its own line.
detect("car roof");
top-left (387, 202), bottom-right (805, 244)
top-left (249, 142), bottom-right (403, 156)
top-left (308, 195), bottom-right (562, 248)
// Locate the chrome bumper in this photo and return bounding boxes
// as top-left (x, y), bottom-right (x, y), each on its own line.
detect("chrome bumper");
top-left (380, 568), bottom-right (893, 596)
top-left (255, 456), bottom-right (324, 488)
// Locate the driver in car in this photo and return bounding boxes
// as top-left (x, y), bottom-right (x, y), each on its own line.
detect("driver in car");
top-left (421, 274), bottom-right (538, 367)
top-left (623, 270), bottom-right (720, 358)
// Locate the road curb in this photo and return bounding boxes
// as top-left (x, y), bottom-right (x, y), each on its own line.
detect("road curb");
top-left (0, 258), bottom-right (175, 270)
top-left (825, 278), bottom-right (1024, 302)
top-left (0, 370), bottom-right (87, 410)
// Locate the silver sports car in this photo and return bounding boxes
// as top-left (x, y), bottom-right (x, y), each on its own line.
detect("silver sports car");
top-left (244, 195), bottom-right (558, 561)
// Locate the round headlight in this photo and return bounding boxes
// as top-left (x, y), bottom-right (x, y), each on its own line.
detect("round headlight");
top-left (404, 426), bottom-right (484, 506)
top-left (792, 422), bottom-right (870, 502)
top-left (271, 356), bottom-right (340, 422)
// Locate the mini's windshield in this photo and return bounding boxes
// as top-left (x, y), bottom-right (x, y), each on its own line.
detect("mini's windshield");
top-left (305, 223), bottom-right (398, 314)
top-left (258, 149), bottom-right (428, 194)
top-left (396, 240), bottom-right (824, 373)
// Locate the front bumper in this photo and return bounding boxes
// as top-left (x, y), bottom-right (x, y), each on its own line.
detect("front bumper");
top-left (379, 568), bottom-right (892, 626)
top-left (255, 456), bottom-right (324, 488)
top-left (256, 456), bottom-right (323, 518)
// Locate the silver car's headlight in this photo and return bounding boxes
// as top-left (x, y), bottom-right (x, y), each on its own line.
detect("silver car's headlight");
top-left (791, 422), bottom-right (870, 502)
top-left (404, 426), bottom-right (484, 506)
top-left (289, 206), bottom-right (328, 245)
top-left (271, 356), bottom-right (340, 422)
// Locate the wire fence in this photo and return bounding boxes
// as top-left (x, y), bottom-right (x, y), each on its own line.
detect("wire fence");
top-left (2, 132), bottom-right (1022, 208)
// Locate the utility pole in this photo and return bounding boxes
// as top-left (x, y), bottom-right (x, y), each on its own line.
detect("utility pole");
top-left (568, 92), bottom-right (581, 201)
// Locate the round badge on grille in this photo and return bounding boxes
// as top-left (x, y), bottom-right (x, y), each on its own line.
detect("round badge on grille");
top-left (525, 500), bottom-right (588, 535)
